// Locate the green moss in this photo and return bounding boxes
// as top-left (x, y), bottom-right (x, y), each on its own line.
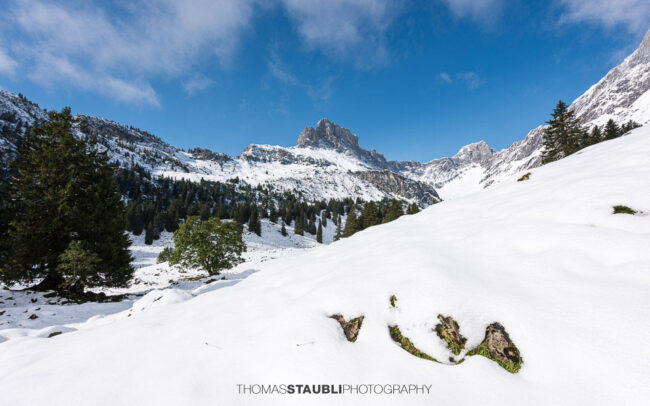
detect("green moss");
top-left (434, 315), bottom-right (467, 356)
top-left (613, 205), bottom-right (636, 215)
top-left (389, 295), bottom-right (398, 308)
top-left (388, 325), bottom-right (439, 363)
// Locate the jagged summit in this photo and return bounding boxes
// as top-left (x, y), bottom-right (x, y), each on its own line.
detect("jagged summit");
top-left (296, 118), bottom-right (360, 152)
top-left (296, 118), bottom-right (389, 168)
top-left (452, 140), bottom-right (495, 164)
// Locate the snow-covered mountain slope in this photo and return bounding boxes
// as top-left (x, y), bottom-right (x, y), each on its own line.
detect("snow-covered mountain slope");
top-left (2, 30), bottom-right (650, 203)
top-left (1, 121), bottom-right (649, 406)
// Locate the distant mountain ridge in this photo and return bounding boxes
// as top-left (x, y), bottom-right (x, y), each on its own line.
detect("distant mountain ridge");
top-left (2, 29), bottom-right (649, 202)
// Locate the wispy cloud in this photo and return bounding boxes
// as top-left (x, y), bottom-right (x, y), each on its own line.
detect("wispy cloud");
top-left (557, 0), bottom-right (650, 33)
top-left (279, 0), bottom-right (398, 67)
top-left (1, 0), bottom-right (255, 106)
top-left (0, 48), bottom-right (17, 75)
top-left (439, 0), bottom-right (503, 22)
top-left (183, 73), bottom-right (215, 96)
top-left (438, 71), bottom-right (484, 90)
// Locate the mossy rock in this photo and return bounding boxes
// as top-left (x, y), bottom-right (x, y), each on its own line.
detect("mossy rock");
top-left (613, 205), bottom-right (636, 215)
top-left (467, 322), bottom-right (522, 373)
top-left (330, 314), bottom-right (364, 342)
top-left (517, 172), bottom-right (531, 181)
top-left (388, 325), bottom-right (439, 363)
top-left (434, 314), bottom-right (467, 356)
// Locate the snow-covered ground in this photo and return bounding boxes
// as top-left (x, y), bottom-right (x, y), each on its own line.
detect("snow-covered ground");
top-left (1, 126), bottom-right (650, 405)
top-left (0, 217), bottom-right (333, 341)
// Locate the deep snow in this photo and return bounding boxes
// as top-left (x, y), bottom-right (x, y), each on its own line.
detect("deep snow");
top-left (1, 126), bottom-right (649, 405)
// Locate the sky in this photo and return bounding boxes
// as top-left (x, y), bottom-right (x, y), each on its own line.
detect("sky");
top-left (0, 0), bottom-right (649, 162)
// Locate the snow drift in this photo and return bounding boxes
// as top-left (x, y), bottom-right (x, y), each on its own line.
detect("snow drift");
top-left (1, 126), bottom-right (649, 405)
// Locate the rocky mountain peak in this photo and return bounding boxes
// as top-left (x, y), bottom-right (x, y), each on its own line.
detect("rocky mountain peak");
top-left (452, 140), bottom-right (495, 164)
top-left (296, 118), bottom-right (361, 152)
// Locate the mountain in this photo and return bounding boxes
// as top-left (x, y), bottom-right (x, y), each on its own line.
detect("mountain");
top-left (2, 119), bottom-right (649, 406)
top-left (2, 29), bottom-right (649, 203)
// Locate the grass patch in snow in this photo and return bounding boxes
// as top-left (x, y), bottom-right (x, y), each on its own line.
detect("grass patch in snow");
top-left (388, 325), bottom-right (439, 363)
top-left (613, 205), bottom-right (636, 215)
top-left (434, 314), bottom-right (467, 356)
top-left (389, 295), bottom-right (398, 308)
top-left (467, 322), bottom-right (522, 374)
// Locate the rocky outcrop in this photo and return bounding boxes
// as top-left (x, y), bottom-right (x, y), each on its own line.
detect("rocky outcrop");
top-left (352, 170), bottom-right (441, 206)
top-left (330, 314), bottom-right (364, 342)
top-left (468, 322), bottom-right (522, 373)
top-left (434, 315), bottom-right (467, 356)
top-left (297, 119), bottom-right (390, 168)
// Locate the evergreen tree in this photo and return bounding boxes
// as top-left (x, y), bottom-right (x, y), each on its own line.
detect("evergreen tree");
top-left (321, 213), bottom-right (327, 227)
top-left (334, 221), bottom-right (342, 241)
top-left (145, 221), bottom-right (154, 245)
top-left (621, 120), bottom-right (640, 134)
top-left (342, 210), bottom-right (358, 238)
top-left (200, 202), bottom-right (211, 221)
top-left (57, 240), bottom-right (100, 290)
top-left (248, 206), bottom-right (261, 236)
top-left (281, 221), bottom-right (288, 236)
top-left (589, 125), bottom-right (602, 144)
top-left (604, 119), bottom-right (620, 140)
top-left (316, 220), bottom-right (323, 243)
top-left (0, 107), bottom-right (133, 292)
top-left (541, 100), bottom-right (585, 163)
top-left (383, 199), bottom-right (404, 223)
top-left (406, 203), bottom-right (420, 215)
top-left (294, 214), bottom-right (304, 236)
top-left (360, 201), bottom-right (381, 229)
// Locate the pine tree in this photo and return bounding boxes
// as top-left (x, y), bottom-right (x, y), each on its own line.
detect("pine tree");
top-left (604, 119), bottom-right (620, 140)
top-left (383, 199), bottom-right (404, 223)
top-left (248, 206), bottom-right (261, 236)
top-left (57, 240), bottom-right (100, 290)
top-left (590, 125), bottom-right (602, 144)
top-left (334, 221), bottom-right (342, 241)
top-left (360, 201), bottom-right (381, 229)
top-left (321, 213), bottom-right (327, 227)
top-left (281, 221), bottom-right (288, 236)
top-left (342, 210), bottom-right (358, 237)
top-left (294, 214), bottom-right (304, 236)
top-left (541, 100), bottom-right (585, 163)
top-left (0, 107), bottom-right (133, 292)
top-left (406, 203), bottom-right (420, 215)
top-left (145, 221), bottom-right (154, 245)
top-left (316, 220), bottom-right (323, 243)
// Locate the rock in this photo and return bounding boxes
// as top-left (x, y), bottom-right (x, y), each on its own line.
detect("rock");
top-left (468, 322), bottom-right (522, 373)
top-left (389, 295), bottom-right (398, 308)
top-left (28, 314), bottom-right (38, 320)
top-left (517, 172), bottom-right (531, 181)
top-left (434, 314), bottom-right (467, 356)
top-left (330, 314), bottom-right (364, 342)
top-left (48, 331), bottom-right (62, 338)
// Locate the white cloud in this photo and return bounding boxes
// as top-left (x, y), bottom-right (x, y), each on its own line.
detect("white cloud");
top-left (0, 48), bottom-right (18, 75)
top-left (2, 0), bottom-right (255, 106)
top-left (457, 72), bottom-right (483, 89)
top-left (438, 71), bottom-right (484, 89)
top-left (183, 73), bottom-right (215, 96)
top-left (280, 0), bottom-right (397, 65)
top-left (440, 0), bottom-right (502, 22)
top-left (557, 0), bottom-right (650, 33)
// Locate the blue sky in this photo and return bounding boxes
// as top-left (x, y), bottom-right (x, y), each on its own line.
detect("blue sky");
top-left (1, 0), bottom-right (649, 161)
